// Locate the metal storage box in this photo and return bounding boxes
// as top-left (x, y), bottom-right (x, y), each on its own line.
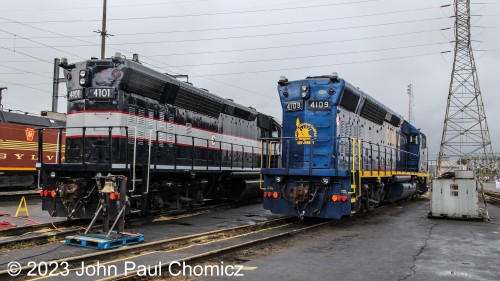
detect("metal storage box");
top-left (429, 170), bottom-right (480, 219)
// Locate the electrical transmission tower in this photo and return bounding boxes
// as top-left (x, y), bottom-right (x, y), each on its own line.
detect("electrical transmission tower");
top-left (407, 84), bottom-right (415, 124)
top-left (437, 0), bottom-right (494, 176)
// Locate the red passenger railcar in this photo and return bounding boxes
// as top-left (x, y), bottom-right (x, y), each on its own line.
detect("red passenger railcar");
top-left (0, 111), bottom-right (65, 188)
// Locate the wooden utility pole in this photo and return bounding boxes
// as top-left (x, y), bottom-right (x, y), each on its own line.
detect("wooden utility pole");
top-left (101, 0), bottom-right (107, 59)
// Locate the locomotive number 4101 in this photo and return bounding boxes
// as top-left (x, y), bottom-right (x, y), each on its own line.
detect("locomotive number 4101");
top-left (89, 88), bottom-right (116, 99)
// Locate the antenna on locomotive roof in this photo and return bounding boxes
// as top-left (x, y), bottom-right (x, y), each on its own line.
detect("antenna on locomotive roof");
top-left (0, 87), bottom-right (7, 111)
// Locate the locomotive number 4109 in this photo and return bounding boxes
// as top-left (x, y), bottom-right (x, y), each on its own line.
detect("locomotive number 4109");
top-left (285, 101), bottom-right (304, 111)
top-left (308, 100), bottom-right (331, 110)
top-left (89, 88), bottom-right (116, 99)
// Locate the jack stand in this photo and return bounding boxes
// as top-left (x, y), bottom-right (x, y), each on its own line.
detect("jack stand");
top-left (66, 175), bottom-right (144, 250)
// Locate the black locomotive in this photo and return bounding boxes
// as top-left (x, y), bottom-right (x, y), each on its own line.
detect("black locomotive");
top-left (38, 54), bottom-right (280, 219)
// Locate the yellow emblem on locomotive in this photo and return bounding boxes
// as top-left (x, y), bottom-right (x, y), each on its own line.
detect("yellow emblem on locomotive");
top-left (295, 117), bottom-right (317, 145)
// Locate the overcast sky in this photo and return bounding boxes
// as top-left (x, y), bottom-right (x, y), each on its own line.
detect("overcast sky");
top-left (0, 0), bottom-right (499, 158)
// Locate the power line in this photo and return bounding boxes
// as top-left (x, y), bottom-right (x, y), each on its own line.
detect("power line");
top-left (148, 29), bottom-right (443, 57)
top-left (0, 64), bottom-right (52, 79)
top-left (0, 79), bottom-right (52, 93)
top-left (9, 17), bottom-right (447, 49)
top-left (189, 51), bottom-right (443, 77)
top-left (0, 6), bottom-right (441, 40)
top-left (0, 44), bottom-right (52, 63)
top-left (0, 0), bottom-right (329, 13)
top-left (0, 0), bottom-right (382, 24)
top-left (172, 42), bottom-right (448, 67)
top-left (0, 29), bottom-right (86, 59)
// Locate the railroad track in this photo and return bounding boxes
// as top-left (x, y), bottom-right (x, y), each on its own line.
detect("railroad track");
top-left (483, 189), bottom-right (500, 205)
top-left (0, 191), bottom-right (39, 202)
top-left (0, 199), bottom-right (419, 280)
top-left (0, 200), bottom-right (258, 252)
top-left (0, 216), bottom-right (321, 280)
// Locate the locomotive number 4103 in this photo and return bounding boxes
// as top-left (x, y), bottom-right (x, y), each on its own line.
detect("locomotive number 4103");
top-left (89, 88), bottom-right (116, 99)
top-left (308, 100), bottom-right (331, 110)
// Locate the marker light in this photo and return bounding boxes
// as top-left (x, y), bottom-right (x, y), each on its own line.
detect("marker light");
top-left (275, 176), bottom-right (282, 183)
top-left (50, 190), bottom-right (56, 198)
top-left (332, 195), bottom-right (339, 202)
top-left (273, 192), bottom-right (279, 199)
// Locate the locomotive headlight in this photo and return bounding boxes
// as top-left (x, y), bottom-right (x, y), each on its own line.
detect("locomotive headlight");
top-left (50, 172), bottom-right (56, 178)
top-left (321, 177), bottom-right (330, 185)
top-left (79, 69), bottom-right (91, 86)
top-left (275, 176), bottom-right (282, 183)
top-left (300, 85), bottom-right (309, 99)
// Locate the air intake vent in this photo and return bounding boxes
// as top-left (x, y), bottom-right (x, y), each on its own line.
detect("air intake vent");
top-left (360, 99), bottom-right (387, 125)
top-left (257, 114), bottom-right (271, 129)
top-left (121, 68), bottom-right (166, 101)
top-left (339, 88), bottom-right (360, 112)
top-left (174, 88), bottom-right (223, 118)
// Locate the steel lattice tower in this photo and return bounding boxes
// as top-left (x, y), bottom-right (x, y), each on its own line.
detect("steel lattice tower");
top-left (437, 0), bottom-right (494, 175)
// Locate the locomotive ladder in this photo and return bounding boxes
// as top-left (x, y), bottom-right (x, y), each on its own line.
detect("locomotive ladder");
top-left (349, 138), bottom-right (362, 207)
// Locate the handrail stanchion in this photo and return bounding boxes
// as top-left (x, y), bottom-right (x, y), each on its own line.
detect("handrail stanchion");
top-left (82, 127), bottom-right (86, 168)
top-left (230, 143), bottom-right (234, 169)
top-left (174, 134), bottom-right (178, 171)
top-left (260, 140), bottom-right (264, 190)
top-left (145, 129), bottom-right (154, 195)
top-left (38, 128), bottom-right (44, 166)
top-left (57, 128), bottom-right (63, 164)
top-left (131, 127), bottom-right (138, 193)
top-left (154, 131), bottom-right (159, 170)
top-left (206, 139), bottom-right (209, 171)
top-left (242, 146), bottom-right (245, 169)
top-left (370, 142), bottom-right (373, 176)
top-left (108, 127), bottom-right (112, 169)
top-left (286, 139), bottom-right (291, 174)
top-left (191, 136), bottom-right (195, 170)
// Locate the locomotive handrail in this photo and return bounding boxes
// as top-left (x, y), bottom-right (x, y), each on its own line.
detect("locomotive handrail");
top-left (260, 136), bottom-right (422, 172)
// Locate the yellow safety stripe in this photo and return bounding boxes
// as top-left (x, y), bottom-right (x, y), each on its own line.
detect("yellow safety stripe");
top-left (0, 167), bottom-right (36, 171)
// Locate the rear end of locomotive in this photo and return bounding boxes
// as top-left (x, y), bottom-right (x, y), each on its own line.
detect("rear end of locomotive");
top-left (261, 74), bottom-right (428, 219)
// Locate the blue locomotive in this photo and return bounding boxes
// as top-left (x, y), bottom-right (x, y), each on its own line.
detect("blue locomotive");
top-left (261, 74), bottom-right (428, 219)
top-left (37, 54), bottom-right (280, 219)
